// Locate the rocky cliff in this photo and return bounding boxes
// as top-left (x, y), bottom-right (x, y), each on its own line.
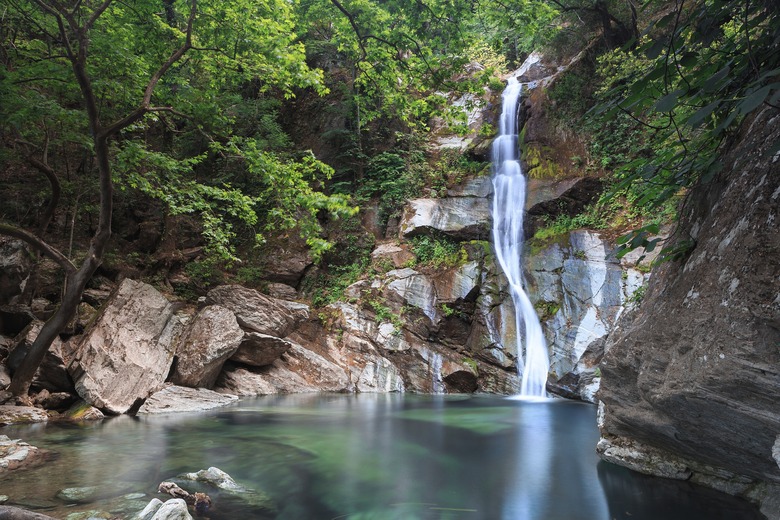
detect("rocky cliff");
top-left (0, 57), bottom-right (638, 410)
top-left (597, 106), bottom-right (780, 518)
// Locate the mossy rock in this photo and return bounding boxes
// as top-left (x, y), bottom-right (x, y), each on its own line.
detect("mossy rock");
top-left (521, 144), bottom-right (564, 179)
top-left (61, 401), bottom-right (105, 422)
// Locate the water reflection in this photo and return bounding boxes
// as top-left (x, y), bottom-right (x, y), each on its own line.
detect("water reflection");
top-left (0, 394), bottom-right (763, 520)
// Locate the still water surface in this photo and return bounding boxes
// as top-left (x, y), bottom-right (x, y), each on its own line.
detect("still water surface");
top-left (1, 394), bottom-right (762, 519)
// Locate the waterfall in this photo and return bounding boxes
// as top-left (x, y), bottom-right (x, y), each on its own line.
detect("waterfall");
top-left (491, 77), bottom-right (549, 397)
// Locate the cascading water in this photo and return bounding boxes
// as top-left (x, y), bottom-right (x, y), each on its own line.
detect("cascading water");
top-left (491, 77), bottom-right (549, 397)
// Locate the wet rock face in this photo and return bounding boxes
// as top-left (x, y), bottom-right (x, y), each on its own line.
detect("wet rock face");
top-left (598, 108), bottom-right (780, 503)
top-left (526, 230), bottom-right (652, 401)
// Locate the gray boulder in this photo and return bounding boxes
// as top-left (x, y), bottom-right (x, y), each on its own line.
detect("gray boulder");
top-left (399, 198), bottom-right (491, 241)
top-left (171, 305), bottom-right (243, 388)
top-left (134, 498), bottom-right (164, 520)
top-left (206, 285), bottom-right (309, 337)
top-left (150, 499), bottom-right (192, 520)
top-left (138, 386), bottom-right (238, 414)
top-left (68, 279), bottom-right (180, 414)
top-left (229, 332), bottom-right (293, 367)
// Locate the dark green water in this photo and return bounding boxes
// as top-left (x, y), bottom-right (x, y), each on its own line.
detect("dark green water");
top-left (0, 394), bottom-right (763, 519)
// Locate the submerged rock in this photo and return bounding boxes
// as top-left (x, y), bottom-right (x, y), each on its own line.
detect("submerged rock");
top-left (56, 486), bottom-right (101, 504)
top-left (0, 435), bottom-right (49, 473)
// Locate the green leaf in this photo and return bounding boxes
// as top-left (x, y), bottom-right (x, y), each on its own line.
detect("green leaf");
top-left (654, 89), bottom-right (685, 112)
top-left (737, 85), bottom-right (773, 115)
top-left (686, 101), bottom-right (720, 127)
top-left (645, 38), bottom-right (667, 60)
top-left (702, 65), bottom-right (731, 93)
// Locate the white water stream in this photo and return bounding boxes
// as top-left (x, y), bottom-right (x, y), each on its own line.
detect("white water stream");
top-left (491, 77), bottom-right (549, 397)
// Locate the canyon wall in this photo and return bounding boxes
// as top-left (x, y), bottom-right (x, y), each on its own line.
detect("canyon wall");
top-left (597, 106), bottom-right (780, 518)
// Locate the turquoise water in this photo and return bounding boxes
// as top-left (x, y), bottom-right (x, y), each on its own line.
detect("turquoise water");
top-left (0, 394), bottom-right (763, 519)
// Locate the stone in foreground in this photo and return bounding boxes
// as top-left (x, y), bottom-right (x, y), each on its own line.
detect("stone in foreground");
top-left (137, 386), bottom-right (238, 414)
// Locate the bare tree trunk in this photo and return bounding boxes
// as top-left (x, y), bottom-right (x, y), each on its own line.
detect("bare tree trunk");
top-left (7, 274), bottom-right (84, 396)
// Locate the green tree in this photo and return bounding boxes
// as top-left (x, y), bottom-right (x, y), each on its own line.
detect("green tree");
top-left (0, 0), bottom-right (353, 396)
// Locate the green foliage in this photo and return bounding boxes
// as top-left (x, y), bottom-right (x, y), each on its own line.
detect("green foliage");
top-left (235, 266), bottom-right (266, 286)
top-left (300, 213), bottom-right (374, 307)
top-left (533, 211), bottom-right (606, 242)
top-left (535, 300), bottom-right (560, 321)
top-left (0, 0), bottom-right (349, 267)
top-left (408, 235), bottom-right (465, 269)
top-left (302, 261), bottom-right (367, 308)
top-left (461, 357), bottom-right (479, 374)
top-left (629, 284), bottom-right (646, 305)
top-left (469, 0), bottom-right (560, 66)
top-left (184, 259), bottom-right (225, 289)
top-left (590, 1), bottom-right (780, 259)
top-left (367, 298), bottom-right (403, 331)
top-left (441, 303), bottom-right (457, 318)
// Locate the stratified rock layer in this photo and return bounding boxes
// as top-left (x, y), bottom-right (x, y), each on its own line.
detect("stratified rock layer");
top-left (598, 107), bottom-right (780, 516)
top-left (399, 197), bottom-right (491, 241)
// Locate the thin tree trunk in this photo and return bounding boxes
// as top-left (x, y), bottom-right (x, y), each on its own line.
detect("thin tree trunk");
top-left (7, 273), bottom-right (83, 395)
